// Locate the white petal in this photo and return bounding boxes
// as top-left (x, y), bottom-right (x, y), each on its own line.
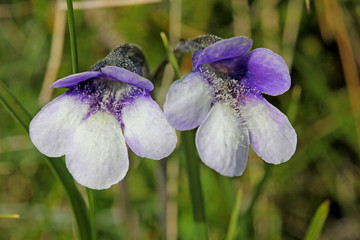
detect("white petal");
top-left (164, 72), bottom-right (214, 130)
top-left (29, 94), bottom-right (88, 157)
top-left (65, 112), bottom-right (128, 189)
top-left (122, 96), bottom-right (177, 160)
top-left (196, 103), bottom-right (249, 177)
top-left (242, 97), bottom-right (297, 164)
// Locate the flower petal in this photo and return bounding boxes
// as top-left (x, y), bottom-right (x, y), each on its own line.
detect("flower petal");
top-left (29, 94), bottom-right (88, 157)
top-left (195, 36), bottom-right (252, 68)
top-left (196, 103), bottom-right (249, 177)
top-left (101, 66), bottom-right (154, 91)
top-left (51, 71), bottom-right (102, 89)
top-left (122, 95), bottom-right (177, 160)
top-left (65, 112), bottom-right (129, 189)
top-left (242, 96), bottom-right (297, 164)
top-left (164, 72), bottom-right (214, 130)
top-left (245, 48), bottom-right (291, 96)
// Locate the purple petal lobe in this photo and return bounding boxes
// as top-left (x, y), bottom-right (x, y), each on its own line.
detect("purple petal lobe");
top-left (195, 37), bottom-right (252, 68)
top-left (101, 66), bottom-right (154, 91)
top-left (164, 72), bottom-right (214, 130)
top-left (122, 95), bottom-right (177, 160)
top-left (66, 112), bottom-right (129, 189)
top-left (196, 103), bottom-right (249, 177)
top-left (245, 48), bottom-right (291, 96)
top-left (29, 94), bottom-right (89, 157)
top-left (242, 96), bottom-right (297, 164)
top-left (51, 71), bottom-right (102, 89)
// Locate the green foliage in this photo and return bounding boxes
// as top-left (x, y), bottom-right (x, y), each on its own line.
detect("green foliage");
top-left (0, 0), bottom-right (359, 239)
top-left (304, 200), bottom-right (330, 240)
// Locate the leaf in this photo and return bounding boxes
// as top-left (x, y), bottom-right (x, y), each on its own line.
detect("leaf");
top-left (0, 80), bottom-right (91, 240)
top-left (225, 189), bottom-right (243, 240)
top-left (304, 200), bottom-right (330, 240)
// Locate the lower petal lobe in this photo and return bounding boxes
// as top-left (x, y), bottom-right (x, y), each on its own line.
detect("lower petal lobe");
top-left (242, 96), bottom-right (297, 164)
top-left (29, 94), bottom-right (88, 157)
top-left (164, 72), bottom-right (214, 131)
top-left (196, 103), bottom-right (249, 177)
top-left (122, 95), bottom-right (177, 160)
top-left (65, 111), bottom-right (129, 189)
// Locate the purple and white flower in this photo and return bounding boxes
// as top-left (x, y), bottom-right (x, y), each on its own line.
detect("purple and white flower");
top-left (164, 36), bottom-right (297, 176)
top-left (30, 45), bottom-right (177, 189)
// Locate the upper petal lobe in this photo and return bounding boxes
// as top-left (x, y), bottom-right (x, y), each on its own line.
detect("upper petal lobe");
top-left (51, 71), bottom-right (102, 89)
top-left (195, 36), bottom-right (252, 68)
top-left (244, 48), bottom-right (291, 96)
top-left (101, 66), bottom-right (154, 91)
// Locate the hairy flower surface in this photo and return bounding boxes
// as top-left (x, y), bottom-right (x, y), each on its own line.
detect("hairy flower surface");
top-left (30, 44), bottom-right (177, 189)
top-left (164, 36), bottom-right (297, 176)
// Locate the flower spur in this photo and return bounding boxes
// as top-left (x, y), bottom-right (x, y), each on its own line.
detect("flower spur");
top-left (30, 44), bottom-right (177, 189)
top-left (164, 35), bottom-right (297, 176)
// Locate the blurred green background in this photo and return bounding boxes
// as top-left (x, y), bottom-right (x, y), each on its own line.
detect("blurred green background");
top-left (1, 0), bottom-right (360, 239)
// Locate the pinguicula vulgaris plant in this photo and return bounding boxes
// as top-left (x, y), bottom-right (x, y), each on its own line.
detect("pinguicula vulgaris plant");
top-left (29, 44), bottom-right (177, 189)
top-left (164, 35), bottom-right (297, 176)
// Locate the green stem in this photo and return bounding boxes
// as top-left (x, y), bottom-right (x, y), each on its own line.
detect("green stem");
top-left (66, 0), bottom-right (79, 73)
top-left (0, 81), bottom-right (32, 131)
top-left (64, 2), bottom-right (98, 239)
top-left (182, 131), bottom-right (208, 240)
top-left (237, 164), bottom-right (272, 239)
top-left (160, 32), bottom-right (181, 78)
top-left (0, 80), bottom-right (91, 240)
top-left (225, 190), bottom-right (243, 240)
top-left (48, 158), bottom-right (92, 240)
top-left (245, 164), bottom-right (272, 216)
top-left (87, 188), bottom-right (97, 240)
top-left (160, 32), bottom-right (208, 239)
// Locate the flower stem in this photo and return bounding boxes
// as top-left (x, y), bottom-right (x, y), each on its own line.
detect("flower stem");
top-left (87, 188), bottom-right (97, 240)
top-left (64, 1), bottom-right (98, 239)
top-left (225, 189), bottom-right (243, 240)
top-left (160, 32), bottom-right (180, 78)
top-left (47, 157), bottom-right (92, 240)
top-left (66, 0), bottom-right (79, 73)
top-left (0, 80), bottom-right (91, 240)
top-left (160, 32), bottom-right (208, 239)
top-left (182, 131), bottom-right (208, 240)
top-left (237, 163), bottom-right (272, 239)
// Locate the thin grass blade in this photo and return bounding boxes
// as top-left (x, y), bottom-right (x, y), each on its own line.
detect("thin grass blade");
top-left (160, 32), bottom-right (208, 240)
top-left (304, 200), bottom-right (330, 240)
top-left (225, 189), bottom-right (243, 240)
top-left (0, 80), bottom-right (91, 240)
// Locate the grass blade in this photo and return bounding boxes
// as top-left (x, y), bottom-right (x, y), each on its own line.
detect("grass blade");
top-left (0, 214), bottom-right (20, 219)
top-left (66, 0), bottom-right (79, 73)
top-left (0, 80), bottom-right (91, 240)
top-left (304, 200), bottom-right (330, 240)
top-left (160, 32), bottom-right (208, 240)
top-left (237, 164), bottom-right (272, 239)
top-left (225, 189), bottom-right (243, 240)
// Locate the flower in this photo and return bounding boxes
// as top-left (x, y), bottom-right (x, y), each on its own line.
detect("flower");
top-left (164, 36), bottom-right (297, 176)
top-left (30, 44), bottom-right (177, 189)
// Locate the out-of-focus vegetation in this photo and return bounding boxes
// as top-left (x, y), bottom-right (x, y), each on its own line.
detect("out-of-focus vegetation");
top-left (0, 0), bottom-right (360, 239)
